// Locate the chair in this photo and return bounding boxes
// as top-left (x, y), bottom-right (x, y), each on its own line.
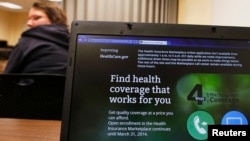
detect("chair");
top-left (0, 73), bottom-right (65, 120)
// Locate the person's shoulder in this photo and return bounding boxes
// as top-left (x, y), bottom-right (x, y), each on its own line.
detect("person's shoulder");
top-left (20, 24), bottom-right (69, 48)
top-left (30, 24), bottom-right (68, 33)
top-left (22, 24), bottom-right (69, 40)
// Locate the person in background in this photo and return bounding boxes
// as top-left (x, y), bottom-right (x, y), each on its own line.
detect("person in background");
top-left (4, 1), bottom-right (69, 75)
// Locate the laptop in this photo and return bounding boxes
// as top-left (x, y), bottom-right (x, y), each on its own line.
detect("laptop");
top-left (60, 21), bottom-right (250, 141)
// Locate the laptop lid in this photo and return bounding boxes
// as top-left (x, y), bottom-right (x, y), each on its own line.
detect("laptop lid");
top-left (60, 21), bottom-right (250, 141)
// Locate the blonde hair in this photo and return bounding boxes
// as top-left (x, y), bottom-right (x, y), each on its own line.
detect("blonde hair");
top-left (33, 1), bottom-right (68, 27)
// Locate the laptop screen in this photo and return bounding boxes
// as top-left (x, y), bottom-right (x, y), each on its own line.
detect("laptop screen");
top-left (60, 21), bottom-right (250, 141)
